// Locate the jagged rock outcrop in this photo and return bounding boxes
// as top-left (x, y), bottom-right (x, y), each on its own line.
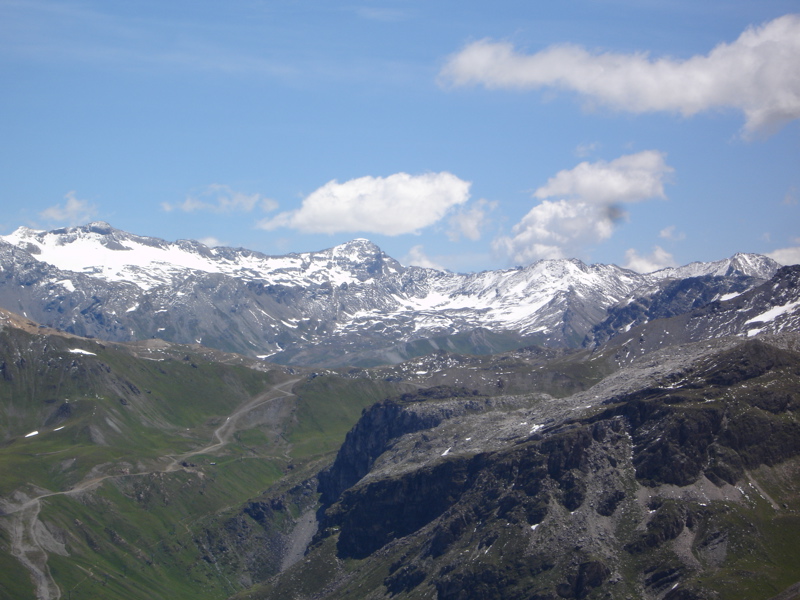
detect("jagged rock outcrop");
top-left (317, 387), bottom-right (476, 506)
top-left (255, 334), bottom-right (800, 600)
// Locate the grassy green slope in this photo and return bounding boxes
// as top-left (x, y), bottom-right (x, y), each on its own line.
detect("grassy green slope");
top-left (0, 326), bottom-right (278, 494)
top-left (287, 375), bottom-right (417, 462)
top-left (0, 324), bottom-right (281, 599)
top-left (0, 318), bottom-right (415, 600)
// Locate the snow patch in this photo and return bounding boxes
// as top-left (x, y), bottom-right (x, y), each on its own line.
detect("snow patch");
top-left (719, 291), bottom-right (742, 302)
top-left (745, 300), bottom-right (800, 326)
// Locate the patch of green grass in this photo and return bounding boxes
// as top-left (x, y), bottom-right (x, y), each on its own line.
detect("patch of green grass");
top-left (0, 328), bottom-right (285, 494)
top-left (699, 504), bottom-right (800, 600)
top-left (0, 527), bottom-right (36, 600)
top-left (286, 376), bottom-right (411, 461)
top-left (233, 428), bottom-right (271, 449)
top-left (35, 455), bottom-right (286, 600)
top-left (0, 327), bottom-right (302, 599)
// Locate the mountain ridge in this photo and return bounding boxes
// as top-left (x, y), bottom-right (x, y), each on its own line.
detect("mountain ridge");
top-left (0, 223), bottom-right (782, 366)
top-left (1, 222), bottom-right (780, 282)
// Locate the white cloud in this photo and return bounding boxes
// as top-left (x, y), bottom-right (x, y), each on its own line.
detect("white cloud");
top-left (767, 246), bottom-right (800, 265)
top-left (533, 150), bottom-right (672, 205)
top-left (493, 200), bottom-right (616, 263)
top-left (39, 191), bottom-right (97, 225)
top-left (403, 245), bottom-right (446, 270)
top-left (623, 246), bottom-right (677, 273)
top-left (659, 225), bottom-right (686, 241)
top-left (439, 14), bottom-right (800, 135)
top-left (447, 199), bottom-right (497, 241)
top-left (162, 184), bottom-right (277, 214)
top-left (259, 172), bottom-right (471, 236)
top-left (493, 151), bottom-right (673, 264)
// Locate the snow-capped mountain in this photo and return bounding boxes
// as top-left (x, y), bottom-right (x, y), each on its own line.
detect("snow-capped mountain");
top-left (604, 264), bottom-right (800, 363)
top-left (2, 222), bottom-right (402, 291)
top-left (0, 223), bottom-right (782, 366)
top-left (649, 252), bottom-right (779, 280)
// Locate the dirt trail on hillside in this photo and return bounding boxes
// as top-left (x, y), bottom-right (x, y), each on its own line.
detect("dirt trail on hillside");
top-left (0, 378), bottom-right (299, 600)
top-left (164, 377), bottom-right (299, 470)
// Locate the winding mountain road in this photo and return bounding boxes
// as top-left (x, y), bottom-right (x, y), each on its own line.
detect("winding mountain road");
top-left (0, 377), bottom-right (299, 600)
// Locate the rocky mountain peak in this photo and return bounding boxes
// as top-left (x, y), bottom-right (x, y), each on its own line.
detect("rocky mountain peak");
top-left (333, 237), bottom-right (382, 254)
top-left (652, 252), bottom-right (779, 280)
top-left (85, 221), bottom-right (116, 235)
top-left (332, 237), bottom-right (395, 264)
top-left (725, 251), bottom-right (780, 276)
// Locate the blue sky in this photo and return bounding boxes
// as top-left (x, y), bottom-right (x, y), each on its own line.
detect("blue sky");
top-left (1, 0), bottom-right (799, 273)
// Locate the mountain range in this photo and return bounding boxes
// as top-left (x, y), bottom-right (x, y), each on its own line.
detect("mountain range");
top-left (1, 222), bottom-right (799, 600)
top-left (0, 222), bottom-right (782, 366)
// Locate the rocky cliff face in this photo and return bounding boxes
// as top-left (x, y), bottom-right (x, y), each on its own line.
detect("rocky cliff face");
top-left (251, 333), bottom-right (800, 600)
top-left (317, 386), bottom-right (535, 507)
top-left (317, 389), bottom-right (464, 507)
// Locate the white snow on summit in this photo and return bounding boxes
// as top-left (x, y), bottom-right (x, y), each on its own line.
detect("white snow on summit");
top-left (1, 224), bottom-right (393, 291)
top-left (0, 222), bottom-right (783, 348)
top-left (4, 225), bottom-right (223, 290)
top-left (651, 252), bottom-right (778, 280)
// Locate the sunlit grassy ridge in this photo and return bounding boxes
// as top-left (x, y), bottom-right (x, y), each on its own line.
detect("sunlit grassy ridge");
top-left (0, 326), bottom-right (280, 494)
